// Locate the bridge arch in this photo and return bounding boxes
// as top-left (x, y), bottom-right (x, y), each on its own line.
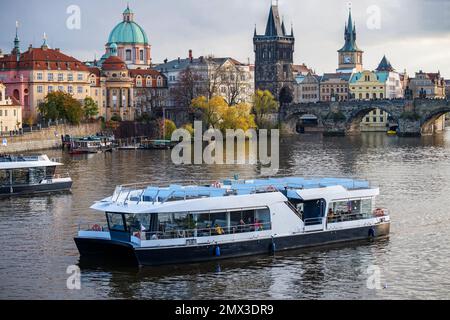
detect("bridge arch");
top-left (346, 104), bottom-right (400, 134)
top-left (420, 106), bottom-right (450, 135)
top-left (284, 110), bottom-right (325, 134)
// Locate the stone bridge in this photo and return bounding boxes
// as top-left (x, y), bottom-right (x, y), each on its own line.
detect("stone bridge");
top-left (280, 99), bottom-right (450, 136)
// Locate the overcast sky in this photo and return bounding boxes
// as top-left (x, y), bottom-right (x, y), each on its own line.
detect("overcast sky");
top-left (1, 0), bottom-right (449, 78)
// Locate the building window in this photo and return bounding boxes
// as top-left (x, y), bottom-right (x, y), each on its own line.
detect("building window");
top-left (68, 86), bottom-right (73, 93)
top-left (68, 74), bottom-right (73, 81)
top-left (37, 86), bottom-right (43, 93)
top-left (37, 73), bottom-right (43, 80)
top-left (58, 73), bottom-right (64, 81)
top-left (77, 73), bottom-right (83, 81)
top-left (77, 86), bottom-right (83, 94)
top-left (48, 73), bottom-right (54, 81)
top-left (58, 86), bottom-right (64, 92)
top-left (140, 50), bottom-right (144, 61)
top-left (126, 50), bottom-right (132, 61)
top-left (48, 86), bottom-right (53, 93)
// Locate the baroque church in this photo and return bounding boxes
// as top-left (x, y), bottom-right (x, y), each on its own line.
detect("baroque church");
top-left (253, 3), bottom-right (295, 102)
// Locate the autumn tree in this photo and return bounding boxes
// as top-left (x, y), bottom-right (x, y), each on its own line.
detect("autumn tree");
top-left (219, 102), bottom-right (256, 132)
top-left (252, 90), bottom-right (279, 128)
top-left (191, 96), bottom-right (228, 129)
top-left (159, 119), bottom-right (177, 140)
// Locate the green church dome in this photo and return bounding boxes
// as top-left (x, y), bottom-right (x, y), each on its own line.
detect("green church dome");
top-left (107, 6), bottom-right (149, 45)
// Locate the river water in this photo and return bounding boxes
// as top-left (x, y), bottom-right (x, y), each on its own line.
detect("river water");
top-left (1, 132), bottom-right (450, 299)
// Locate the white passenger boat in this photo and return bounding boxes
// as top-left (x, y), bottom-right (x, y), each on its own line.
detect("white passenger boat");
top-left (75, 177), bottom-right (390, 266)
top-left (0, 154), bottom-right (73, 196)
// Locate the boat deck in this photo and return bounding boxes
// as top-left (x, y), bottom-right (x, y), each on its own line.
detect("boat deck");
top-left (109, 177), bottom-right (372, 204)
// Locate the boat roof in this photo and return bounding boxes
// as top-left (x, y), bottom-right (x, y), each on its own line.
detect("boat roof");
top-left (0, 154), bottom-right (63, 169)
top-left (91, 177), bottom-right (379, 213)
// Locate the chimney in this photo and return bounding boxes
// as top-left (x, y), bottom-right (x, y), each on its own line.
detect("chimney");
top-left (178, 57), bottom-right (181, 63)
top-left (55, 48), bottom-right (60, 52)
top-left (189, 49), bottom-right (193, 62)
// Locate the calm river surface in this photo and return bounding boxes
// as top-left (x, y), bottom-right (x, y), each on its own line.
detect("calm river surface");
top-left (1, 132), bottom-right (450, 299)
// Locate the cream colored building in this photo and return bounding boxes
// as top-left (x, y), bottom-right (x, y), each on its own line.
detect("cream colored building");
top-left (0, 82), bottom-right (22, 134)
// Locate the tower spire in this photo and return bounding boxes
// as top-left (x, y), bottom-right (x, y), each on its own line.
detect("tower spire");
top-left (12, 21), bottom-right (20, 56)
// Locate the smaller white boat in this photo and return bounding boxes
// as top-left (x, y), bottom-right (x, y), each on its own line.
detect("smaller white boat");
top-left (0, 154), bottom-right (73, 196)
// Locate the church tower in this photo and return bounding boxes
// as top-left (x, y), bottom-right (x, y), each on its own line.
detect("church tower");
top-left (254, 3), bottom-right (295, 101)
top-left (337, 8), bottom-right (363, 73)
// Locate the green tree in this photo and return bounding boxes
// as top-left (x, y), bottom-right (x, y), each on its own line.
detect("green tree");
top-left (252, 90), bottom-right (279, 128)
top-left (83, 97), bottom-right (99, 120)
top-left (38, 91), bottom-right (84, 124)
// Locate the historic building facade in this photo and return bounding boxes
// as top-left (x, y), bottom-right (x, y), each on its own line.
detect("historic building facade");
top-left (0, 82), bottom-right (22, 133)
top-left (87, 45), bottom-right (168, 122)
top-left (337, 9), bottom-right (363, 73)
top-left (408, 71), bottom-right (446, 99)
top-left (294, 73), bottom-right (320, 103)
top-left (155, 50), bottom-right (255, 108)
top-left (0, 31), bottom-right (91, 121)
top-left (99, 5), bottom-right (152, 69)
top-left (319, 73), bottom-right (350, 102)
top-left (253, 4), bottom-right (295, 101)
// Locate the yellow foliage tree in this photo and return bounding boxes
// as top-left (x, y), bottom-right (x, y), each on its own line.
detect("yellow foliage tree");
top-left (191, 96), bottom-right (227, 129)
top-left (252, 89), bottom-right (279, 128)
top-left (192, 96), bottom-right (256, 133)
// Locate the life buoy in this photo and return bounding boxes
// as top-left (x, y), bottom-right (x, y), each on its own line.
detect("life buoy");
top-left (92, 224), bottom-right (102, 232)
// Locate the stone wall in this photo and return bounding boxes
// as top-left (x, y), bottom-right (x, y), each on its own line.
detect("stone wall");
top-left (0, 121), bottom-right (102, 153)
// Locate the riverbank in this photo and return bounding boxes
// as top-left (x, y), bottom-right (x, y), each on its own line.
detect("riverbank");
top-left (0, 121), bottom-right (102, 153)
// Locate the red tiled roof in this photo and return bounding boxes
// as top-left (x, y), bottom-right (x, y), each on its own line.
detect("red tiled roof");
top-left (102, 56), bottom-right (127, 71)
top-left (0, 47), bottom-right (89, 72)
top-left (129, 69), bottom-right (164, 77)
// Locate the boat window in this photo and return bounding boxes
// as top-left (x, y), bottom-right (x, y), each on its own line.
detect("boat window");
top-left (256, 208), bottom-right (271, 225)
top-left (12, 169), bottom-right (29, 185)
top-left (142, 208), bottom-right (272, 240)
top-left (0, 170), bottom-right (10, 186)
top-left (29, 168), bottom-right (46, 184)
top-left (303, 199), bottom-right (326, 226)
top-left (210, 212), bottom-right (227, 228)
top-left (328, 198), bottom-right (374, 223)
top-left (361, 199), bottom-right (373, 215)
top-left (125, 213), bottom-right (151, 234)
top-left (106, 213), bottom-right (126, 232)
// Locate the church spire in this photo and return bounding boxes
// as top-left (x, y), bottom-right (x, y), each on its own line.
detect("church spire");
top-left (338, 6), bottom-right (361, 52)
top-left (12, 21), bottom-right (20, 56)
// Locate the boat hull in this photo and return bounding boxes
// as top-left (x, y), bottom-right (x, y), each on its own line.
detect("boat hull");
top-left (0, 181), bottom-right (73, 197)
top-left (75, 222), bottom-right (390, 267)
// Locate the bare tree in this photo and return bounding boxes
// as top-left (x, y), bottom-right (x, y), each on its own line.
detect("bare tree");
top-left (171, 67), bottom-right (207, 108)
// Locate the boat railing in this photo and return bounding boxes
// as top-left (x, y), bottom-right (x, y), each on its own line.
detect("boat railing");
top-left (137, 222), bottom-right (272, 241)
top-left (78, 222), bottom-right (109, 232)
top-left (327, 208), bottom-right (389, 224)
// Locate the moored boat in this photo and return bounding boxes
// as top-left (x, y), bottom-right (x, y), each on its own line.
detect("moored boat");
top-left (0, 154), bottom-right (73, 196)
top-left (140, 139), bottom-right (175, 150)
top-left (69, 136), bottom-right (114, 154)
top-left (75, 177), bottom-right (390, 266)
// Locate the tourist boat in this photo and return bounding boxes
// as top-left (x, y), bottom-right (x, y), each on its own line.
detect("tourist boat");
top-left (75, 177), bottom-right (390, 266)
top-left (69, 136), bottom-right (114, 154)
top-left (0, 154), bottom-right (73, 196)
